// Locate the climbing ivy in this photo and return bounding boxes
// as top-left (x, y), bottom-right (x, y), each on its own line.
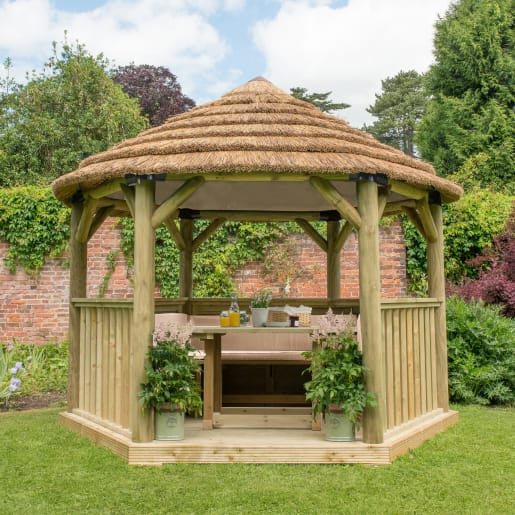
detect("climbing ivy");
top-left (120, 218), bottom-right (299, 297)
top-left (0, 187), bottom-right (70, 274)
top-left (98, 249), bottom-right (120, 297)
top-left (0, 186), bottom-right (302, 295)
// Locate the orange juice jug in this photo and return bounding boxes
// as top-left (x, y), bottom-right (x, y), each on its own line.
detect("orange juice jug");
top-left (229, 293), bottom-right (240, 327)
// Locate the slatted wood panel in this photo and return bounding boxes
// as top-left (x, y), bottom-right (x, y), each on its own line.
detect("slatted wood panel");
top-left (75, 300), bottom-right (132, 433)
top-left (381, 299), bottom-right (441, 430)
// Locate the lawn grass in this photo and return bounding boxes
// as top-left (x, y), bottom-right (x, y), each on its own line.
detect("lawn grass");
top-left (1, 405), bottom-right (513, 514)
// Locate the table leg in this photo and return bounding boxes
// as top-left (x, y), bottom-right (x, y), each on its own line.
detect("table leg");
top-left (213, 334), bottom-right (222, 412)
top-left (202, 337), bottom-right (214, 429)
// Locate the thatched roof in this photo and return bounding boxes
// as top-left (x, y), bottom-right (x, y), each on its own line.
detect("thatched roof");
top-left (51, 77), bottom-right (462, 205)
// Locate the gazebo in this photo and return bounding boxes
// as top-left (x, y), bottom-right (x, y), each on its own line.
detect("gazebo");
top-left (52, 78), bottom-right (462, 464)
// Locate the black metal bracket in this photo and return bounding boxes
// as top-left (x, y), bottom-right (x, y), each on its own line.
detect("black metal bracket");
top-left (71, 190), bottom-right (85, 204)
top-left (348, 172), bottom-right (388, 187)
top-left (428, 190), bottom-right (442, 205)
top-left (179, 208), bottom-right (201, 220)
top-left (319, 210), bottom-right (341, 221)
top-left (125, 173), bottom-right (167, 186)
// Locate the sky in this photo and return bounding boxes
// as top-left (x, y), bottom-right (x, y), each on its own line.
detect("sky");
top-left (0, 0), bottom-right (454, 128)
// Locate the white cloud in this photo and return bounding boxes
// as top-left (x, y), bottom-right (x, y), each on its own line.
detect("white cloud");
top-left (253, 0), bottom-right (453, 127)
top-left (0, 0), bottom-right (229, 94)
top-left (0, 0), bottom-right (455, 125)
top-left (0, 0), bottom-right (54, 57)
top-left (223, 0), bottom-right (246, 11)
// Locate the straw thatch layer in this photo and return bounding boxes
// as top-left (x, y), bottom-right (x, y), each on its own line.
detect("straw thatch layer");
top-left (51, 77), bottom-right (462, 203)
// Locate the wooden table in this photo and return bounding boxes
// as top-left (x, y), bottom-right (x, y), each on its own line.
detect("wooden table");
top-left (192, 326), bottom-right (314, 429)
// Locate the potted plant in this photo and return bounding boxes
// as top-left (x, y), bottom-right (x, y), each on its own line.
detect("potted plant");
top-left (140, 323), bottom-right (202, 441)
top-left (302, 311), bottom-right (377, 441)
top-left (249, 288), bottom-right (273, 327)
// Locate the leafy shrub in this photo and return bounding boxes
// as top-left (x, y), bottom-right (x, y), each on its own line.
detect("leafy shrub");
top-left (0, 341), bottom-right (68, 399)
top-left (452, 206), bottom-right (515, 317)
top-left (446, 296), bottom-right (514, 406)
top-left (403, 191), bottom-right (513, 293)
top-left (444, 191), bottom-right (513, 282)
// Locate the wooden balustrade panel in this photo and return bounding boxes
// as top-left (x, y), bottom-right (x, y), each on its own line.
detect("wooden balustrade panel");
top-left (381, 299), bottom-right (440, 429)
top-left (76, 301), bottom-right (132, 431)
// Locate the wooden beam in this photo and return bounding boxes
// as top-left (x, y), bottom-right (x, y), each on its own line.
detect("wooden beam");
top-left (310, 176), bottom-right (362, 229)
top-left (357, 180), bottom-right (385, 444)
top-left (87, 206), bottom-right (113, 241)
top-left (120, 184), bottom-right (135, 218)
top-left (199, 210), bottom-right (324, 222)
top-left (390, 180), bottom-right (427, 200)
top-left (192, 218), bottom-right (225, 252)
top-left (151, 177), bottom-right (205, 229)
top-left (87, 180), bottom-right (122, 199)
top-left (295, 219), bottom-right (328, 252)
top-left (130, 181), bottom-right (155, 442)
top-left (382, 200), bottom-right (417, 216)
top-left (96, 198), bottom-right (128, 210)
top-left (202, 173), bottom-right (350, 182)
top-left (164, 218), bottom-right (186, 251)
top-left (377, 187), bottom-right (390, 219)
top-left (75, 198), bottom-right (99, 243)
top-left (179, 219), bottom-right (194, 302)
top-left (416, 197), bottom-right (438, 243)
top-left (334, 221), bottom-right (354, 253)
top-left (327, 221), bottom-right (341, 300)
top-left (427, 203), bottom-right (449, 411)
top-left (68, 203), bottom-right (87, 412)
top-left (403, 206), bottom-right (427, 240)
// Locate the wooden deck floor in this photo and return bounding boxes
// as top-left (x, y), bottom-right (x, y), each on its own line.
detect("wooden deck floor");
top-left (59, 408), bottom-right (458, 465)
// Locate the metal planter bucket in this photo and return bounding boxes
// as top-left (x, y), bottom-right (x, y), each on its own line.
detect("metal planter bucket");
top-left (325, 410), bottom-right (356, 442)
top-left (155, 409), bottom-right (185, 441)
top-left (251, 308), bottom-right (269, 327)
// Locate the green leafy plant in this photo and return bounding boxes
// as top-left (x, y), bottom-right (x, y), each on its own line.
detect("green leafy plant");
top-left (139, 323), bottom-right (202, 416)
top-left (446, 296), bottom-right (515, 406)
top-left (249, 288), bottom-right (273, 308)
top-left (0, 341), bottom-right (68, 397)
top-left (302, 311), bottom-right (376, 423)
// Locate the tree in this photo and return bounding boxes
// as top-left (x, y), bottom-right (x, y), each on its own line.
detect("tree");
top-left (364, 70), bottom-right (427, 156)
top-left (290, 87), bottom-right (350, 113)
top-left (416, 0), bottom-right (515, 192)
top-left (0, 41), bottom-right (147, 187)
top-left (112, 64), bottom-right (195, 127)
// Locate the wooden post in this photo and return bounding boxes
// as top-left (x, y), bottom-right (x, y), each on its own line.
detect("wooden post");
top-left (357, 180), bottom-right (385, 443)
top-left (68, 202), bottom-right (87, 411)
top-left (427, 202), bottom-right (449, 411)
top-left (130, 181), bottom-right (155, 442)
top-left (327, 221), bottom-right (341, 301)
top-left (179, 219), bottom-right (194, 303)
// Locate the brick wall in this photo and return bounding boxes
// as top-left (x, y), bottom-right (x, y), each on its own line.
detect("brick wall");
top-left (235, 220), bottom-right (406, 299)
top-left (0, 218), bottom-right (406, 344)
